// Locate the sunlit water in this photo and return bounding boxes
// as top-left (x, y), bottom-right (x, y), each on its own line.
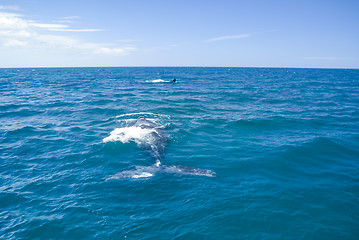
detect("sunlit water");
top-left (1, 67), bottom-right (358, 239)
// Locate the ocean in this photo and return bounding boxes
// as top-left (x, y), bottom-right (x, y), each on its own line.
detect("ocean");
top-left (1, 67), bottom-right (358, 239)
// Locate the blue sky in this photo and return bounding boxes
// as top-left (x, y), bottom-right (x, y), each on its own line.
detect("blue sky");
top-left (0, 0), bottom-right (358, 68)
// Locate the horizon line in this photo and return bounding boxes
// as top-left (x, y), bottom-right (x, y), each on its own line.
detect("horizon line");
top-left (0, 66), bottom-right (358, 70)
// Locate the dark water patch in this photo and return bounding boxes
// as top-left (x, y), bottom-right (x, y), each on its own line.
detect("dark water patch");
top-left (231, 117), bottom-right (329, 131)
top-left (252, 137), bottom-right (359, 187)
top-left (0, 192), bottom-right (29, 209)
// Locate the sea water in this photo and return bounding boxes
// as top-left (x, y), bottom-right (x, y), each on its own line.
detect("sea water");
top-left (1, 67), bottom-right (358, 239)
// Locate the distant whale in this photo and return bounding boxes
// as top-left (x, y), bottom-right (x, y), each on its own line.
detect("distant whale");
top-left (103, 115), bottom-right (215, 179)
top-left (146, 79), bottom-right (177, 83)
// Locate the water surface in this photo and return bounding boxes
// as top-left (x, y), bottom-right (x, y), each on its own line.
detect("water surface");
top-left (1, 67), bottom-right (358, 239)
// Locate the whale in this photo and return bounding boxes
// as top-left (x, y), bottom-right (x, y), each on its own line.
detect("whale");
top-left (128, 116), bottom-right (166, 165)
top-left (103, 116), bottom-right (167, 165)
top-left (103, 116), bottom-right (215, 179)
top-left (146, 79), bottom-right (177, 83)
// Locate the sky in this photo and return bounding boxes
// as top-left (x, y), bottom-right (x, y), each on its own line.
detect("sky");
top-left (0, 0), bottom-right (358, 68)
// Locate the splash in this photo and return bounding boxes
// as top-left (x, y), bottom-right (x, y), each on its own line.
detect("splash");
top-left (103, 126), bottom-right (160, 144)
top-left (103, 116), bottom-right (166, 160)
top-left (146, 79), bottom-right (167, 83)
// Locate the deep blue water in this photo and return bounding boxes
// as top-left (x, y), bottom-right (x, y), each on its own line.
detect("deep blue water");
top-left (1, 67), bottom-right (359, 239)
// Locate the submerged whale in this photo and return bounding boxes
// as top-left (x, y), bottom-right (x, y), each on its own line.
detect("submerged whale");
top-left (128, 116), bottom-right (166, 164)
top-left (103, 116), bottom-right (215, 179)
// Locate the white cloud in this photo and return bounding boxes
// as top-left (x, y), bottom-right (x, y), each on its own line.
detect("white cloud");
top-left (0, 12), bottom-right (28, 29)
top-left (206, 33), bottom-right (252, 43)
top-left (29, 22), bottom-right (68, 29)
top-left (0, 10), bottom-right (135, 56)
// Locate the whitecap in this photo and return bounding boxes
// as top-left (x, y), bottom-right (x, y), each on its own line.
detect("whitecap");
top-left (146, 79), bottom-right (168, 83)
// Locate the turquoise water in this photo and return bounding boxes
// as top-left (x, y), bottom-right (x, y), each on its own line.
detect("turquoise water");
top-left (1, 67), bottom-right (359, 239)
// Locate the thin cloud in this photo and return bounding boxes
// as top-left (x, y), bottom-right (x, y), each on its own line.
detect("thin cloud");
top-left (61, 16), bottom-right (81, 20)
top-left (304, 57), bottom-right (340, 61)
top-left (55, 20), bottom-right (78, 23)
top-left (48, 28), bottom-right (103, 32)
top-left (55, 16), bottom-right (81, 23)
top-left (206, 33), bottom-right (252, 43)
top-left (30, 20), bottom-right (104, 32)
top-left (0, 5), bottom-right (21, 11)
top-left (29, 22), bottom-right (68, 29)
top-left (94, 46), bottom-right (136, 55)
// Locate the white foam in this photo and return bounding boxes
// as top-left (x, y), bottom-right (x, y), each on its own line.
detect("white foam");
top-left (102, 126), bottom-right (159, 145)
top-left (146, 79), bottom-right (167, 83)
